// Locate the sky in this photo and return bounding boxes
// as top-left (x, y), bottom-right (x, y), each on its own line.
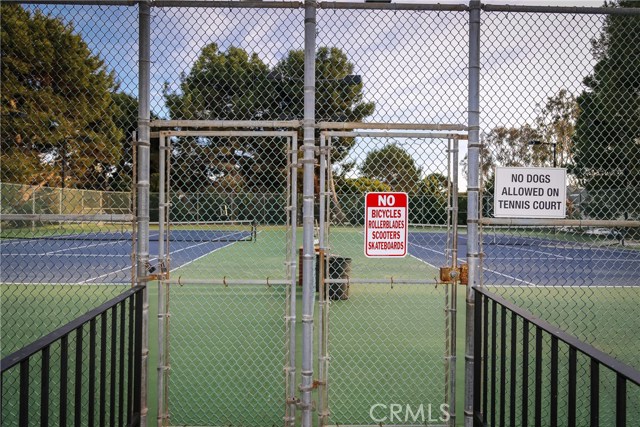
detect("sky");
top-left (22, 0), bottom-right (619, 189)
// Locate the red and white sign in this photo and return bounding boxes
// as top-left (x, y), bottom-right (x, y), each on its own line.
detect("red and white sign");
top-left (364, 192), bottom-right (408, 258)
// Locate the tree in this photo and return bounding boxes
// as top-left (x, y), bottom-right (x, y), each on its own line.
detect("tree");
top-left (163, 44), bottom-right (374, 193)
top-left (472, 124), bottom-right (540, 185)
top-left (1, 4), bottom-right (123, 190)
top-left (534, 89), bottom-right (578, 169)
top-left (360, 144), bottom-right (421, 193)
top-left (572, 0), bottom-right (640, 220)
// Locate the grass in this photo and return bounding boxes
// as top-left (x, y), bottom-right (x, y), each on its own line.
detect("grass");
top-left (2, 226), bottom-right (640, 426)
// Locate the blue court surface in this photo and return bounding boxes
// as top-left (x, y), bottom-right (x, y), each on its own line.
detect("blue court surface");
top-left (0, 231), bottom-right (246, 284)
top-left (2, 229), bottom-right (639, 286)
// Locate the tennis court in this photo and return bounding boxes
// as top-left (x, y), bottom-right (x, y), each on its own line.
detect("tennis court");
top-left (3, 223), bottom-right (639, 426)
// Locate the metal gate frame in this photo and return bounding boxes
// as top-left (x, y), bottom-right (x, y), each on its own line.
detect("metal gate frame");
top-left (317, 129), bottom-right (467, 426)
top-left (153, 127), bottom-right (299, 426)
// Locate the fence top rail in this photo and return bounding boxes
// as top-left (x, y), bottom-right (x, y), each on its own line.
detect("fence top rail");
top-left (0, 285), bottom-right (145, 373)
top-left (151, 120), bottom-right (300, 129)
top-left (482, 3), bottom-right (640, 15)
top-left (474, 286), bottom-right (640, 387)
top-left (480, 218), bottom-right (640, 228)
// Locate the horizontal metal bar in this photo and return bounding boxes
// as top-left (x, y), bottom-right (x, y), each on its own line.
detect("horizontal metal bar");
top-left (323, 131), bottom-right (468, 140)
top-left (324, 278), bottom-right (440, 285)
top-left (154, 1), bottom-right (303, 8)
top-left (318, 122), bottom-right (467, 131)
top-left (480, 218), bottom-right (640, 228)
top-left (161, 130), bottom-right (297, 138)
top-left (0, 286), bottom-right (145, 373)
top-left (474, 287), bottom-right (640, 387)
top-left (165, 278), bottom-right (289, 286)
top-left (151, 119), bottom-right (300, 129)
top-left (2, 0), bottom-right (136, 5)
top-left (482, 4), bottom-right (640, 15)
top-left (320, 2), bottom-right (469, 12)
top-left (0, 213), bottom-right (134, 222)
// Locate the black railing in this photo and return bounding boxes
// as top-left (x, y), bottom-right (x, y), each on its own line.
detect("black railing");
top-left (1, 285), bottom-right (144, 427)
top-left (473, 287), bottom-right (640, 427)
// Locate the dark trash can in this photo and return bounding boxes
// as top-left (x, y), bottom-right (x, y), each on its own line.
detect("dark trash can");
top-left (316, 254), bottom-right (352, 300)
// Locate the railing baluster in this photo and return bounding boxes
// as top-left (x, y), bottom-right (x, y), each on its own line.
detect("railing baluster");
top-left (491, 300), bottom-right (497, 427)
top-left (500, 305), bottom-right (507, 427)
top-left (616, 374), bottom-right (626, 427)
top-left (127, 296), bottom-right (134, 424)
top-left (41, 346), bottom-right (50, 426)
top-left (473, 290), bottom-right (483, 423)
top-left (19, 359), bottom-right (29, 427)
top-left (110, 306), bottom-right (118, 427)
top-left (483, 293), bottom-right (489, 421)
top-left (522, 321), bottom-right (529, 427)
top-left (550, 336), bottom-right (558, 427)
top-left (535, 327), bottom-right (542, 427)
top-left (590, 359), bottom-right (599, 427)
top-left (568, 347), bottom-right (577, 427)
top-left (119, 300), bottom-right (126, 427)
top-left (89, 319), bottom-right (96, 427)
top-left (74, 327), bottom-right (83, 427)
top-left (60, 334), bottom-right (68, 427)
top-left (510, 313), bottom-right (517, 426)
top-left (100, 312), bottom-right (107, 427)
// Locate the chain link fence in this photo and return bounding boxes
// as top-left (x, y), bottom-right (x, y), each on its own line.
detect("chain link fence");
top-left (2, 1), bottom-right (640, 427)
top-left (478, 5), bottom-right (640, 373)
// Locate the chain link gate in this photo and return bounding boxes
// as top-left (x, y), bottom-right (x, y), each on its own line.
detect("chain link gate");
top-left (154, 128), bottom-right (299, 426)
top-left (317, 130), bottom-right (466, 426)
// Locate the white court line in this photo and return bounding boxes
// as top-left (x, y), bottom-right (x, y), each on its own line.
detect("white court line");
top-left (491, 244), bottom-right (573, 260)
top-left (46, 239), bottom-right (127, 255)
top-left (80, 234), bottom-right (251, 283)
top-left (3, 253), bottom-right (128, 258)
top-left (410, 241), bottom-right (539, 287)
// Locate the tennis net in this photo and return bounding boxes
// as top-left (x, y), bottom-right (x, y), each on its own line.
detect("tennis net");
top-left (0, 218), bottom-right (256, 243)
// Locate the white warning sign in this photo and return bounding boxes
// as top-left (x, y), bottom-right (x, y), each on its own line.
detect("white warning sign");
top-left (364, 192), bottom-right (408, 258)
top-left (494, 167), bottom-right (567, 218)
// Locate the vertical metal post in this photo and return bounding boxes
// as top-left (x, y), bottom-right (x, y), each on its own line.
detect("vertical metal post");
top-left (317, 133), bottom-right (327, 426)
top-left (301, 1), bottom-right (317, 426)
top-left (450, 137), bottom-right (459, 426)
top-left (465, 1), bottom-right (482, 426)
top-left (157, 134), bottom-right (166, 426)
top-left (286, 135), bottom-right (299, 427)
top-left (136, 2), bottom-right (151, 425)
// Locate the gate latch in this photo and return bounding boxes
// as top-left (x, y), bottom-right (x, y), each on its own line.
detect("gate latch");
top-left (439, 264), bottom-right (468, 285)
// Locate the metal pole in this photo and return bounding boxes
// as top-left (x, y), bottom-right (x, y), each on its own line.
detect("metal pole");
top-left (136, 2), bottom-right (151, 425)
top-left (157, 135), bottom-right (166, 426)
top-left (301, 1), bottom-right (317, 425)
top-left (286, 135), bottom-right (299, 427)
top-left (450, 137), bottom-right (459, 427)
top-left (464, 2), bottom-right (481, 426)
top-left (317, 134), bottom-right (327, 426)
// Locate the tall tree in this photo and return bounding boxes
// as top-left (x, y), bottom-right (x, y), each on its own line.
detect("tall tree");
top-left (360, 144), bottom-right (421, 193)
top-left (1, 4), bottom-right (123, 190)
top-left (572, 0), bottom-right (640, 219)
top-left (163, 44), bottom-right (374, 193)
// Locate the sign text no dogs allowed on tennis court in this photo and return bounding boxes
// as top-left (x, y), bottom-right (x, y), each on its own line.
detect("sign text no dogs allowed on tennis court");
top-left (364, 192), bottom-right (408, 258)
top-left (494, 167), bottom-right (567, 218)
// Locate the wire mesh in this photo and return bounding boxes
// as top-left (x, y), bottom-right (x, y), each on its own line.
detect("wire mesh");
top-left (478, 7), bottom-right (640, 377)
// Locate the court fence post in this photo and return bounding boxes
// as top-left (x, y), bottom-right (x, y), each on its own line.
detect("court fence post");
top-left (465, 1), bottom-right (482, 427)
top-left (136, 2), bottom-right (151, 425)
